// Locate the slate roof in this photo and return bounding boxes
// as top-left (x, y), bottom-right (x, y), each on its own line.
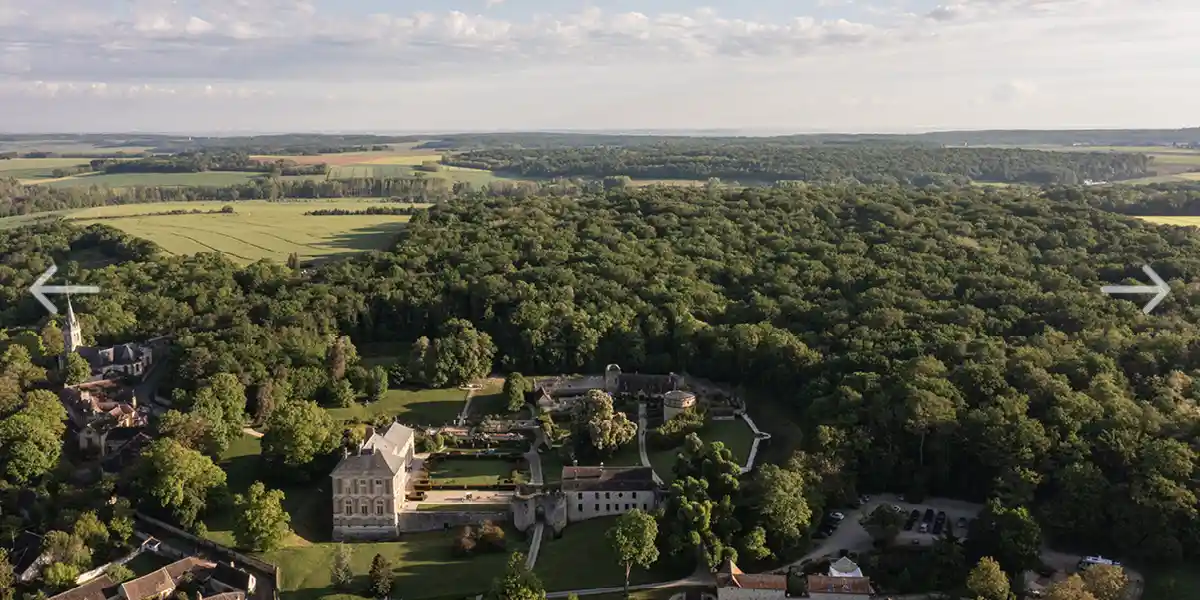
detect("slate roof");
top-left (47, 575), bottom-right (117, 600)
top-left (331, 422), bottom-right (414, 476)
top-left (560, 466), bottom-right (658, 492)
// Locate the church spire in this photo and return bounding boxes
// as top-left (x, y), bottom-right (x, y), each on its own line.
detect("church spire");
top-left (63, 295), bottom-right (83, 354)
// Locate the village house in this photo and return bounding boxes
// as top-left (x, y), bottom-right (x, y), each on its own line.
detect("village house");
top-left (48, 556), bottom-right (256, 600)
top-left (57, 300), bottom-right (167, 457)
top-left (714, 556), bottom-right (874, 600)
top-left (561, 466), bottom-right (659, 522)
top-left (330, 421), bottom-right (416, 540)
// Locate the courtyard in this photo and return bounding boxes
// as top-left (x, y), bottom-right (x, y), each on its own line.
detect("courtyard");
top-left (426, 455), bottom-right (528, 487)
top-left (648, 416), bottom-right (758, 483)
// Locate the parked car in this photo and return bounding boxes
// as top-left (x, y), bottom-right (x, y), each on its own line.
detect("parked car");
top-left (829, 512), bottom-right (846, 521)
top-left (932, 520), bottom-right (945, 535)
top-left (918, 522), bottom-right (929, 533)
top-left (923, 508), bottom-right (935, 523)
top-left (935, 511), bottom-right (948, 524)
top-left (956, 517), bottom-right (968, 529)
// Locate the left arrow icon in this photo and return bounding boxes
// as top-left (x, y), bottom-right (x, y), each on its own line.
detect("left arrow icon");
top-left (29, 264), bottom-right (101, 314)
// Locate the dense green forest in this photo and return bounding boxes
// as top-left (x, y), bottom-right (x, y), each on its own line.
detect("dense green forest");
top-left (444, 145), bottom-right (1151, 184)
top-left (3, 183), bottom-right (1200, 572)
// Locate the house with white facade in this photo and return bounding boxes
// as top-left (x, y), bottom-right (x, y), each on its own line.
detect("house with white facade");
top-left (330, 422), bottom-right (416, 540)
top-left (561, 466), bottom-right (659, 522)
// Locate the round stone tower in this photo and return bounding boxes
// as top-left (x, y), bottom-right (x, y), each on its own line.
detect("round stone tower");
top-left (662, 390), bottom-right (697, 421)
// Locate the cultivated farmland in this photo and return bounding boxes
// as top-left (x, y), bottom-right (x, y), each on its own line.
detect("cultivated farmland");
top-left (61, 199), bottom-right (426, 264)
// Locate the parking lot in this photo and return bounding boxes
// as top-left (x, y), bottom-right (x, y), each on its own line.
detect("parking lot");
top-left (889, 496), bottom-right (982, 546)
top-left (793, 493), bottom-right (984, 566)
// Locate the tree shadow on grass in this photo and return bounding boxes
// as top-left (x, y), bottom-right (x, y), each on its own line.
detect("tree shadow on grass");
top-left (319, 222), bottom-right (411, 253)
top-left (390, 537), bottom-right (514, 599)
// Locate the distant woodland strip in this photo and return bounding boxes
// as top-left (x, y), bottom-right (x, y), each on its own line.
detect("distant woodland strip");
top-left (303, 206), bottom-right (421, 216)
top-left (444, 144), bottom-right (1153, 185)
top-left (65, 206), bottom-right (236, 221)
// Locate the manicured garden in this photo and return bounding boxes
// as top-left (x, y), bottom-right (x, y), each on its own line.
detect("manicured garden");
top-left (427, 456), bottom-right (525, 487)
top-left (327, 386), bottom-right (467, 425)
top-left (649, 415), bottom-right (757, 483)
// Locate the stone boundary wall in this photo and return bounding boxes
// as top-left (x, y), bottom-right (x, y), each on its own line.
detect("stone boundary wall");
top-left (398, 510), bottom-right (510, 533)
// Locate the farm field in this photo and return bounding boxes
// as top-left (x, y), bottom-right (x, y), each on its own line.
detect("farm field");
top-left (254, 143), bottom-right (516, 186)
top-left (0, 156), bottom-right (94, 180)
top-left (1136, 216), bottom-right (1200, 226)
top-left (61, 200), bottom-right (421, 264)
top-left (326, 386), bottom-right (466, 426)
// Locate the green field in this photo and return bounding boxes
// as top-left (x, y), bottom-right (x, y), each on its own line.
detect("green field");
top-left (533, 517), bottom-right (684, 591)
top-left (0, 157), bottom-right (94, 180)
top-left (1136, 216), bottom-right (1200, 226)
top-left (57, 200), bottom-right (421, 264)
top-left (326, 386), bottom-right (466, 425)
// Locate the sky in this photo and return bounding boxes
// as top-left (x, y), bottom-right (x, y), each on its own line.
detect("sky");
top-left (0, 0), bottom-right (1196, 133)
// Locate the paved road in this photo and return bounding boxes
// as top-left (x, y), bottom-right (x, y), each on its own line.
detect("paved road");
top-left (637, 402), bottom-right (664, 484)
top-left (546, 572), bottom-right (714, 598)
top-left (525, 522), bottom-right (545, 569)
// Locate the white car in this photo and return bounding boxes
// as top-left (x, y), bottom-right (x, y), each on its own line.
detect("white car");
top-left (919, 523), bottom-right (929, 533)
top-left (891, 504), bottom-right (903, 513)
top-left (829, 512), bottom-right (846, 521)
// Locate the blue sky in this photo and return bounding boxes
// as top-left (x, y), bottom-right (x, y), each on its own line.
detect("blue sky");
top-left (0, 0), bottom-right (1196, 133)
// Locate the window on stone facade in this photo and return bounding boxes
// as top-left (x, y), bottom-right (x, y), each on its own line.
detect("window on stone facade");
top-left (577, 493), bottom-right (582, 500)
top-left (359, 500), bottom-right (369, 515)
top-left (605, 492), bottom-right (610, 499)
top-left (577, 504), bottom-right (583, 512)
top-left (336, 479), bottom-right (343, 494)
top-left (595, 504), bottom-right (599, 511)
top-left (618, 492), bottom-right (623, 498)
top-left (375, 479), bottom-right (384, 491)
top-left (631, 492), bottom-right (637, 499)
top-left (594, 492), bottom-right (600, 499)
top-left (375, 500), bottom-right (385, 516)
top-left (606, 504), bottom-right (611, 511)
top-left (343, 499), bottom-right (352, 514)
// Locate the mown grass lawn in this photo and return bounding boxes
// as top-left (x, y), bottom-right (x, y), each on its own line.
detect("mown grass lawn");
top-left (327, 386), bottom-right (466, 426)
top-left (647, 416), bottom-right (757, 483)
top-left (268, 527), bottom-right (528, 600)
top-left (428, 457), bottom-right (519, 487)
top-left (533, 517), bottom-right (686, 592)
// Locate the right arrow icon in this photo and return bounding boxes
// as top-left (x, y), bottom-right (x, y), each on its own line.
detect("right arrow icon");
top-left (1101, 264), bottom-right (1170, 314)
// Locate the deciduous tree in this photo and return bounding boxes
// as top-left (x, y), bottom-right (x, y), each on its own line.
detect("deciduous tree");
top-left (63, 352), bottom-right (91, 385)
top-left (1081, 564), bottom-right (1130, 600)
top-left (331, 543), bottom-right (353, 589)
top-left (262, 399), bottom-right (336, 468)
top-left (966, 556), bottom-right (1013, 600)
top-left (233, 482), bottom-right (292, 551)
top-left (608, 508), bottom-right (659, 596)
top-left (485, 552), bottom-right (545, 600)
top-left (504, 372), bottom-right (528, 412)
top-left (132, 438), bottom-right (227, 529)
top-left (571, 389), bottom-right (636, 458)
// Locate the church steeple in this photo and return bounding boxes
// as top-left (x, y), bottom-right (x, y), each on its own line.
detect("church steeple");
top-left (64, 296), bottom-right (83, 354)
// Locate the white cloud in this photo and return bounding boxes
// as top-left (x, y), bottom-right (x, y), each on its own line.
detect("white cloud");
top-left (0, 0), bottom-right (1194, 132)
